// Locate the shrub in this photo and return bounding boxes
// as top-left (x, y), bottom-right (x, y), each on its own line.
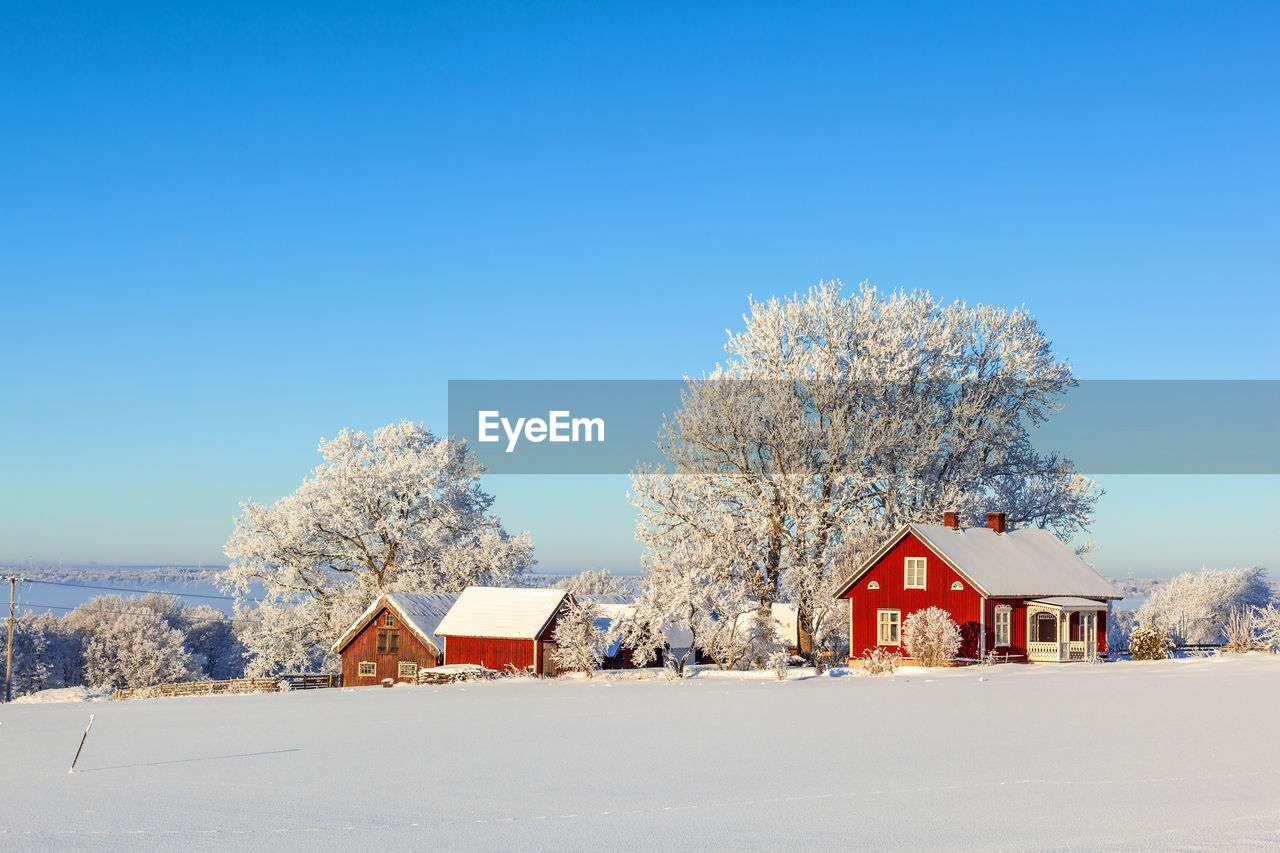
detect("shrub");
top-left (859, 647), bottom-right (902, 676)
top-left (1128, 625), bottom-right (1174, 660)
top-left (902, 607), bottom-right (962, 667)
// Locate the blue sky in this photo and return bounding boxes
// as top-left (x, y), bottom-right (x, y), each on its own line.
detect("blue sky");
top-left (2, 2), bottom-right (1276, 577)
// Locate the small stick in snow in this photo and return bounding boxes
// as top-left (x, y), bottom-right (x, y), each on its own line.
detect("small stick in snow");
top-left (69, 714), bottom-right (95, 773)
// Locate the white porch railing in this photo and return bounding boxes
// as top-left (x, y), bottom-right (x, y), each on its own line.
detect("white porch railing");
top-left (1027, 640), bottom-right (1090, 662)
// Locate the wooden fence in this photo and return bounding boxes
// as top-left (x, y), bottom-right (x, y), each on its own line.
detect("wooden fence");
top-left (114, 673), bottom-right (341, 701)
top-left (115, 677), bottom-right (280, 701)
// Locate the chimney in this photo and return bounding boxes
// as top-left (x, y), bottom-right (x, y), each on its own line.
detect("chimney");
top-left (986, 512), bottom-right (1007, 534)
top-left (943, 511), bottom-right (959, 529)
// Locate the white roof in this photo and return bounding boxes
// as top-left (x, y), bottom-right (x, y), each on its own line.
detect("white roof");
top-left (434, 586), bottom-right (569, 640)
top-left (330, 592), bottom-right (459, 655)
top-left (911, 525), bottom-right (1121, 599)
top-left (839, 523), bottom-right (1122, 601)
top-left (1029, 597), bottom-right (1110, 610)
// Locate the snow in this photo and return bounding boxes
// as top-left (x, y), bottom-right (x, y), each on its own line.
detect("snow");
top-left (10, 686), bottom-right (113, 705)
top-left (1030, 596), bottom-right (1110, 610)
top-left (434, 586), bottom-right (567, 639)
top-left (910, 524), bottom-right (1123, 599)
top-left (4, 655), bottom-right (1280, 850)
top-left (385, 592), bottom-right (458, 654)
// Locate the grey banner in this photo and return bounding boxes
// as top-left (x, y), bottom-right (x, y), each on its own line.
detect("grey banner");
top-left (447, 380), bottom-right (1280, 475)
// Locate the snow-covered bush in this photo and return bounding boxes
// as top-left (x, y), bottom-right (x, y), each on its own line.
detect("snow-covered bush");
top-left (768, 647), bottom-right (790, 681)
top-left (1128, 625), bottom-right (1174, 661)
top-left (1135, 567), bottom-right (1272, 645)
top-left (902, 607), bottom-right (962, 667)
top-left (1225, 607), bottom-right (1255, 653)
top-left (859, 647), bottom-right (901, 676)
top-left (550, 599), bottom-right (605, 677)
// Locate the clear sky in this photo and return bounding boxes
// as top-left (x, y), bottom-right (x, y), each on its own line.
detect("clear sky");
top-left (2, 2), bottom-right (1277, 577)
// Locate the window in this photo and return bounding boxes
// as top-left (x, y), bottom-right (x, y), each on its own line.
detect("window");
top-left (950, 581), bottom-right (964, 591)
top-left (877, 610), bottom-right (901, 645)
top-left (994, 606), bottom-right (1011, 647)
top-left (377, 630), bottom-right (400, 654)
top-left (384, 612), bottom-right (394, 627)
top-left (398, 661), bottom-right (418, 678)
top-left (358, 661), bottom-right (376, 677)
top-left (867, 581), bottom-right (880, 590)
top-left (904, 557), bottom-right (926, 589)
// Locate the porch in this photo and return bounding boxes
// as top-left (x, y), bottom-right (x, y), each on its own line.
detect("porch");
top-left (1025, 597), bottom-right (1107, 662)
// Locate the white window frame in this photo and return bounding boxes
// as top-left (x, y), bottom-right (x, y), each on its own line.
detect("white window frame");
top-left (867, 581), bottom-right (880, 590)
top-left (904, 557), bottom-right (927, 589)
top-left (398, 661), bottom-right (418, 678)
top-left (358, 661), bottom-right (376, 677)
top-left (877, 609), bottom-right (901, 645)
top-left (994, 606), bottom-right (1011, 647)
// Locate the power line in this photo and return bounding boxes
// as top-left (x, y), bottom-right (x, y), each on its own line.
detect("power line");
top-left (16, 602), bottom-right (262, 624)
top-left (21, 578), bottom-right (260, 603)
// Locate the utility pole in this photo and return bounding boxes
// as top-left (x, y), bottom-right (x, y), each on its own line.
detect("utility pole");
top-left (5, 575), bottom-right (26, 703)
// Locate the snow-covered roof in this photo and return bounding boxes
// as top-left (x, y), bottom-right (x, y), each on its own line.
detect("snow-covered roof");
top-left (837, 523), bottom-right (1122, 601)
top-left (1029, 597), bottom-right (1111, 610)
top-left (434, 586), bottom-right (569, 640)
top-left (330, 592), bottom-right (459, 655)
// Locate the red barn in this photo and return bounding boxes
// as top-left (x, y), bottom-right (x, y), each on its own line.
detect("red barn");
top-left (331, 592), bottom-right (458, 685)
top-left (434, 587), bottom-right (571, 676)
top-left (835, 512), bottom-right (1122, 663)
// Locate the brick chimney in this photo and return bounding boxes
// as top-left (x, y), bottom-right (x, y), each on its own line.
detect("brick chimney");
top-left (943, 511), bottom-right (959, 529)
top-left (986, 512), bottom-right (1007, 534)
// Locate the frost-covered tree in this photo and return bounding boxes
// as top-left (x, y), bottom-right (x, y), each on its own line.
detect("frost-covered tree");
top-left (222, 421), bottom-right (534, 672)
top-left (1135, 567), bottom-right (1272, 645)
top-left (1107, 606), bottom-right (1137, 656)
top-left (182, 604), bottom-right (246, 680)
top-left (9, 612), bottom-right (81, 697)
top-left (67, 596), bottom-right (203, 690)
top-left (620, 531), bottom-right (759, 675)
top-left (1251, 605), bottom-right (1280, 651)
top-left (549, 599), bottom-right (605, 676)
top-left (632, 282), bottom-right (1098, 664)
top-left (902, 607), bottom-right (962, 666)
top-left (554, 569), bottom-right (630, 596)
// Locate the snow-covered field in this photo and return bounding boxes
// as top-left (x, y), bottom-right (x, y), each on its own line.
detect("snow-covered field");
top-left (4, 656), bottom-right (1280, 851)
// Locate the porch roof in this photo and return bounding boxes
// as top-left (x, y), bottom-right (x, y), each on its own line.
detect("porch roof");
top-left (1028, 596), bottom-right (1109, 611)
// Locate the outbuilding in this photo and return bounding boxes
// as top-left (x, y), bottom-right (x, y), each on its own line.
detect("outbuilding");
top-left (331, 592), bottom-right (458, 685)
top-left (834, 512), bottom-right (1123, 663)
top-left (434, 586), bottom-right (571, 675)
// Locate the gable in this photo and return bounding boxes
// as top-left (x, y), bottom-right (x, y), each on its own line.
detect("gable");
top-left (840, 530), bottom-right (984, 606)
top-left (330, 592), bottom-right (458, 656)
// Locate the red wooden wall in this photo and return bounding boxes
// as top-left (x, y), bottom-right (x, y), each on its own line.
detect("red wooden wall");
top-left (983, 598), bottom-right (1028, 659)
top-left (841, 532), bottom-right (985, 661)
top-left (444, 611), bottom-right (565, 675)
top-left (446, 636), bottom-right (537, 673)
top-left (339, 606), bottom-right (442, 686)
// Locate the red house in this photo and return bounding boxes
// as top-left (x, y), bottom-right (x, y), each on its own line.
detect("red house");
top-left (835, 512), bottom-right (1122, 663)
top-left (330, 592), bottom-right (458, 685)
top-left (434, 586), bottom-right (571, 676)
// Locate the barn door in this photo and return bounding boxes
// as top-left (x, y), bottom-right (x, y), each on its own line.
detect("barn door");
top-left (541, 642), bottom-right (556, 676)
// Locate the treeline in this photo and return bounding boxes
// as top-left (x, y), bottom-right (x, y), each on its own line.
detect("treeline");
top-left (7, 594), bottom-right (246, 698)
